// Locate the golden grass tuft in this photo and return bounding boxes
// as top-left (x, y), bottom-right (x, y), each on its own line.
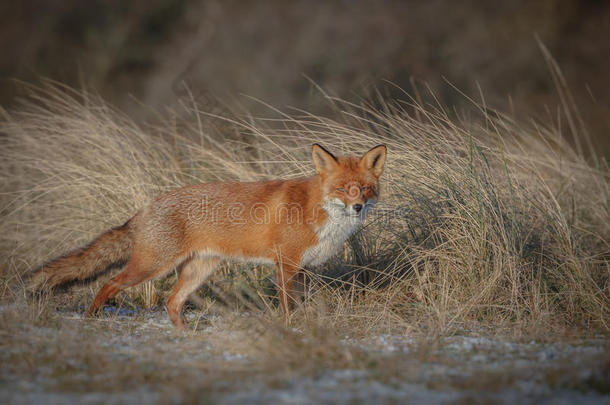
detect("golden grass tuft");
top-left (0, 81), bottom-right (608, 338)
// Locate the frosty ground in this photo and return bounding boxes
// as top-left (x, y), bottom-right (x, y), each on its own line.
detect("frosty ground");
top-left (1, 304), bottom-right (608, 404)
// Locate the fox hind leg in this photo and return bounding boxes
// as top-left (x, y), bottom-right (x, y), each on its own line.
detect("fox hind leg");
top-left (166, 256), bottom-right (220, 329)
top-left (86, 252), bottom-right (176, 317)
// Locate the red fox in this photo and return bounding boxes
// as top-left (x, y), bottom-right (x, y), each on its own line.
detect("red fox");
top-left (29, 144), bottom-right (387, 328)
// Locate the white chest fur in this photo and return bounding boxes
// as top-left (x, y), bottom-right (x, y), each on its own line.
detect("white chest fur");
top-left (300, 200), bottom-right (363, 267)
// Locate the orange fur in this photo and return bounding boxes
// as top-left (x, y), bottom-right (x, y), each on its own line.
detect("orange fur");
top-left (29, 144), bottom-right (387, 329)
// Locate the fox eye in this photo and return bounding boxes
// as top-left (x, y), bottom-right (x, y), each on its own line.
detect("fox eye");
top-left (337, 188), bottom-right (346, 193)
top-left (361, 186), bottom-right (369, 191)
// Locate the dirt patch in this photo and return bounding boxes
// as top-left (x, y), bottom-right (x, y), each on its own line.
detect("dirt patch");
top-left (1, 305), bottom-right (608, 404)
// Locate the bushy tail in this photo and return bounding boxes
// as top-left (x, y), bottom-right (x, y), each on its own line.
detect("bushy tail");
top-left (28, 219), bottom-right (134, 292)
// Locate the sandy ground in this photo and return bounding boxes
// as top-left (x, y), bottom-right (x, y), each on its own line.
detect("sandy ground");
top-left (1, 305), bottom-right (609, 404)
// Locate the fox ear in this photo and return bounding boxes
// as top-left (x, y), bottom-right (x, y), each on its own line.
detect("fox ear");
top-left (312, 144), bottom-right (338, 175)
top-left (360, 145), bottom-right (387, 177)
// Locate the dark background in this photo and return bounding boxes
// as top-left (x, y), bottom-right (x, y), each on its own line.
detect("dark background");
top-left (2, 0), bottom-right (609, 155)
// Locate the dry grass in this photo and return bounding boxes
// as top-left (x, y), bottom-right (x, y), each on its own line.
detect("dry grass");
top-left (0, 81), bottom-right (609, 403)
top-left (0, 80), bottom-right (608, 344)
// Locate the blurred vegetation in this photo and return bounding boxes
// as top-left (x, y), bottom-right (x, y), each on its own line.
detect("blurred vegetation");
top-left (1, 0), bottom-right (609, 154)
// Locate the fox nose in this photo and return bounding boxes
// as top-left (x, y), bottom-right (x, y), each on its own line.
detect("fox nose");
top-left (353, 203), bottom-right (363, 213)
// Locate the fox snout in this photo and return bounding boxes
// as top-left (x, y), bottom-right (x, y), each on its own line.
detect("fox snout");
top-left (344, 182), bottom-right (369, 215)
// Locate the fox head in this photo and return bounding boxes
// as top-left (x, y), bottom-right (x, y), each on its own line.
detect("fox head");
top-left (312, 144), bottom-right (387, 217)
